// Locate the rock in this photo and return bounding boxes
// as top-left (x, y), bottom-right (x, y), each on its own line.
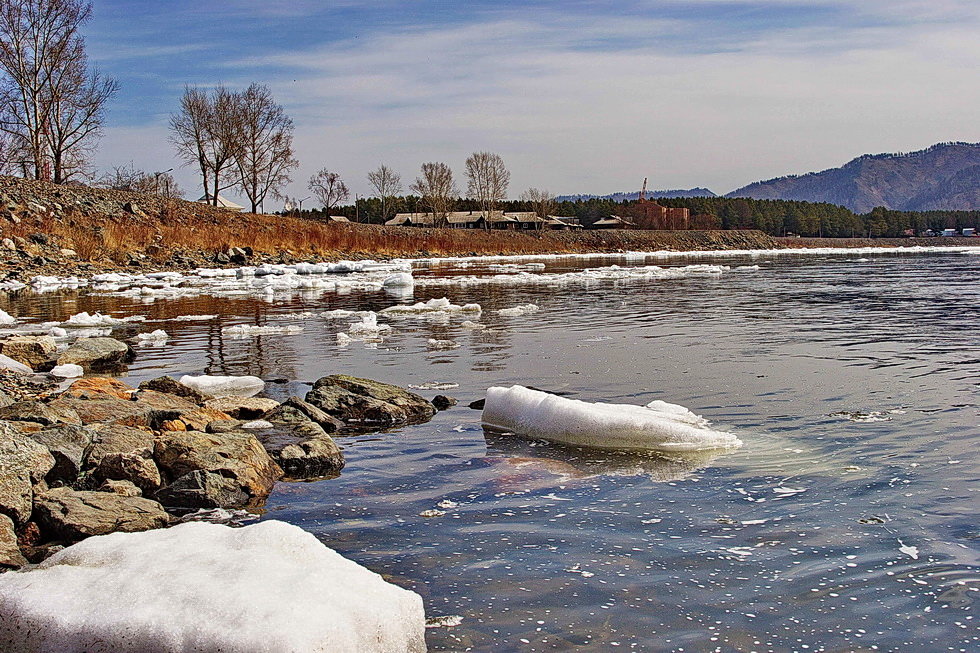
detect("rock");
top-left (153, 430), bottom-right (282, 505)
top-left (0, 520), bottom-right (427, 653)
top-left (0, 514), bottom-right (26, 568)
top-left (48, 395), bottom-right (145, 428)
top-left (204, 396), bottom-right (280, 420)
top-left (49, 363), bottom-right (83, 378)
top-left (213, 251), bottom-right (230, 264)
top-left (28, 424), bottom-right (93, 484)
top-left (251, 421), bottom-right (344, 479)
top-left (264, 396), bottom-right (344, 433)
top-left (0, 400), bottom-right (81, 426)
top-left (137, 375), bottom-right (211, 403)
top-left (33, 487), bottom-right (169, 542)
top-left (0, 422), bottom-right (54, 526)
top-left (305, 375), bottom-right (436, 428)
top-left (153, 470), bottom-right (249, 510)
top-left (468, 398), bottom-right (486, 410)
top-left (97, 479), bottom-right (142, 497)
top-left (0, 391), bottom-right (12, 409)
top-left (0, 238), bottom-right (13, 250)
top-left (64, 376), bottom-right (134, 400)
top-left (0, 335), bottom-right (56, 369)
top-left (56, 337), bottom-right (135, 372)
top-left (433, 395), bottom-right (457, 410)
top-left (59, 248), bottom-right (76, 257)
top-left (0, 354), bottom-right (31, 374)
top-left (205, 419), bottom-right (245, 433)
top-left (122, 202), bottom-right (144, 216)
top-left (92, 453), bottom-right (161, 493)
top-left (84, 424), bottom-right (155, 470)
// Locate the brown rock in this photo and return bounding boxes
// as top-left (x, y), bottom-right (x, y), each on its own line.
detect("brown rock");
top-left (28, 424), bottom-right (94, 484)
top-left (264, 396), bottom-right (344, 433)
top-left (0, 335), bottom-right (56, 369)
top-left (64, 377), bottom-right (134, 400)
top-left (56, 337), bottom-right (135, 372)
top-left (33, 487), bottom-right (169, 542)
top-left (0, 400), bottom-right (81, 426)
top-left (137, 375), bottom-right (211, 403)
top-left (84, 424), bottom-right (155, 470)
top-left (97, 479), bottom-right (142, 497)
top-left (305, 375), bottom-right (436, 428)
top-left (0, 514), bottom-right (26, 568)
top-left (93, 452), bottom-right (161, 492)
top-left (204, 396), bottom-right (280, 420)
top-left (0, 421), bottom-right (55, 525)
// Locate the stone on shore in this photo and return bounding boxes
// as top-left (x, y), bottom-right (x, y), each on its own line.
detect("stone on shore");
top-left (250, 421), bottom-right (345, 479)
top-left (28, 424), bottom-right (93, 484)
top-left (32, 487), bottom-right (169, 542)
top-left (98, 479), bottom-right (142, 497)
top-left (64, 376), bottom-right (134, 400)
top-left (154, 430), bottom-right (282, 506)
top-left (0, 520), bottom-right (427, 652)
top-left (0, 515), bottom-right (26, 569)
top-left (0, 336), bottom-right (56, 370)
top-left (56, 337), bottom-right (134, 372)
top-left (83, 424), bottom-right (155, 470)
top-left (204, 396), bottom-right (280, 420)
top-left (305, 375), bottom-right (436, 428)
top-left (0, 399), bottom-right (81, 426)
top-left (0, 421), bottom-right (55, 525)
top-left (92, 452), bottom-right (162, 493)
top-left (138, 375), bottom-right (212, 403)
top-left (264, 395), bottom-right (345, 432)
top-left (153, 470), bottom-right (249, 510)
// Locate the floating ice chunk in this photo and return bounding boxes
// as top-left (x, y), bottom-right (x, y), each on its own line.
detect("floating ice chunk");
top-left (347, 312), bottom-right (391, 336)
top-left (897, 539), bottom-right (919, 560)
top-left (427, 339), bottom-right (460, 350)
top-left (482, 385), bottom-right (742, 453)
top-left (178, 374), bottom-right (265, 398)
top-left (0, 310), bottom-right (16, 325)
top-left (63, 311), bottom-right (145, 327)
top-left (497, 304), bottom-right (539, 317)
top-left (383, 272), bottom-right (415, 288)
top-left (0, 520), bottom-right (426, 653)
top-left (173, 314), bottom-right (218, 322)
top-left (460, 320), bottom-right (486, 330)
top-left (135, 329), bottom-right (169, 346)
top-left (408, 382), bottom-right (459, 390)
top-left (336, 332), bottom-right (353, 346)
top-left (48, 326), bottom-right (68, 338)
top-left (50, 363), bottom-right (84, 378)
top-left (222, 324), bottom-right (304, 338)
top-left (380, 297), bottom-right (481, 316)
top-left (0, 354), bottom-right (31, 374)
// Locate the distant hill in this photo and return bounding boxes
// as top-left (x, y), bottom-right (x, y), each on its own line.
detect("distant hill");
top-left (727, 142), bottom-right (980, 213)
top-left (557, 188), bottom-right (717, 203)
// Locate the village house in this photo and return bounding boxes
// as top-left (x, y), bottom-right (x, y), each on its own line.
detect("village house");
top-left (385, 211), bottom-right (580, 230)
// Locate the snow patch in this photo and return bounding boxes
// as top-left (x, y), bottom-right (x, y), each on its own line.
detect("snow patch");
top-left (50, 364), bottom-right (84, 378)
top-left (178, 375), bottom-right (265, 398)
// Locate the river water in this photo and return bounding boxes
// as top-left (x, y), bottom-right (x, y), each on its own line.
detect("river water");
top-left (3, 249), bottom-right (978, 652)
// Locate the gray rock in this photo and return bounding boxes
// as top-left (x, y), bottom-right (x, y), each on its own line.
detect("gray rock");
top-left (251, 421), bottom-right (344, 479)
top-left (137, 375), bottom-right (211, 403)
top-left (0, 514), bottom-right (26, 568)
top-left (433, 395), bottom-right (457, 410)
top-left (56, 337), bottom-right (135, 372)
top-left (154, 470), bottom-right (249, 510)
top-left (263, 396), bottom-right (344, 433)
top-left (92, 452), bottom-right (161, 493)
top-left (204, 396), bottom-right (280, 420)
top-left (0, 354), bottom-right (31, 374)
top-left (83, 424), bottom-right (155, 470)
top-left (153, 430), bottom-right (282, 505)
top-left (33, 487), bottom-right (169, 542)
top-left (305, 375), bottom-right (436, 428)
top-left (29, 424), bottom-right (94, 484)
top-left (0, 335), bottom-right (56, 369)
top-left (97, 479), bottom-right (142, 497)
top-left (0, 421), bottom-right (55, 525)
top-left (0, 400), bottom-right (81, 427)
top-left (0, 391), bottom-right (13, 409)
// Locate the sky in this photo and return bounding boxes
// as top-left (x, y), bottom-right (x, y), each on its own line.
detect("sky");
top-left (84, 0), bottom-right (980, 206)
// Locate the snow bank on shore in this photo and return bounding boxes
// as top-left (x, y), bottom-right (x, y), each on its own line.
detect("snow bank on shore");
top-left (482, 385), bottom-right (742, 452)
top-left (0, 520), bottom-right (426, 653)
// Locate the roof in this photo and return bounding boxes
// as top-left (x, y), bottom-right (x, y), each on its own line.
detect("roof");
top-left (196, 194), bottom-right (244, 211)
top-left (326, 215), bottom-right (350, 223)
top-left (593, 215), bottom-right (636, 227)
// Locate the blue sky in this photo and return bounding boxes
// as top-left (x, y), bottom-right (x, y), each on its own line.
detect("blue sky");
top-left (85, 0), bottom-right (980, 204)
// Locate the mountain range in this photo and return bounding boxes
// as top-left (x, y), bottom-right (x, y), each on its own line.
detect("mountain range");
top-left (563, 142), bottom-right (980, 213)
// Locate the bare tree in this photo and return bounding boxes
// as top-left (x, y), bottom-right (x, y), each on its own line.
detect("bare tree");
top-left (0, 0), bottom-right (116, 183)
top-left (170, 85), bottom-right (240, 206)
top-left (98, 164), bottom-right (182, 199)
top-left (308, 168), bottom-right (349, 213)
top-left (520, 187), bottom-right (555, 229)
top-left (367, 164), bottom-right (402, 224)
top-left (410, 162), bottom-right (457, 227)
top-left (465, 152), bottom-right (510, 229)
top-left (232, 83), bottom-right (296, 214)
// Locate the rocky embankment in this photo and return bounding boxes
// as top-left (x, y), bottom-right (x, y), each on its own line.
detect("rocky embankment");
top-left (0, 332), bottom-right (448, 568)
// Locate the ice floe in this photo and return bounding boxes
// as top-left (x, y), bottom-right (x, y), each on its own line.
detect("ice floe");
top-left (0, 520), bottom-right (426, 653)
top-left (173, 314), bottom-right (218, 321)
top-left (497, 303), bottom-right (539, 317)
top-left (222, 324), bottom-right (304, 338)
top-left (62, 311), bottom-right (145, 327)
top-left (0, 310), bottom-right (15, 325)
top-left (49, 363), bottom-right (84, 378)
top-left (380, 297), bottom-right (481, 317)
top-left (482, 385), bottom-right (742, 452)
top-left (135, 329), bottom-right (169, 346)
top-left (427, 338), bottom-right (460, 350)
top-left (178, 374), bottom-right (265, 398)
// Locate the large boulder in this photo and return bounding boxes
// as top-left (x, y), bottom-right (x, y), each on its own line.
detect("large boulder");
top-left (264, 396), bottom-right (344, 433)
top-left (64, 377), bottom-right (134, 400)
top-left (28, 424), bottom-right (94, 484)
top-left (83, 424), bottom-right (155, 471)
top-left (251, 421), bottom-right (344, 479)
top-left (205, 396), bottom-right (280, 420)
top-left (154, 430), bottom-right (282, 506)
top-left (0, 520), bottom-right (427, 652)
top-left (47, 395), bottom-right (147, 428)
top-left (0, 514), bottom-right (26, 569)
top-left (138, 375), bottom-right (211, 404)
top-left (0, 336), bottom-right (56, 370)
top-left (305, 375), bottom-right (436, 428)
top-left (32, 487), bottom-right (169, 542)
top-left (154, 470), bottom-right (249, 510)
top-left (0, 421), bottom-right (55, 525)
top-left (0, 400), bottom-right (81, 427)
top-left (92, 452), bottom-right (161, 493)
top-left (56, 337), bottom-right (134, 372)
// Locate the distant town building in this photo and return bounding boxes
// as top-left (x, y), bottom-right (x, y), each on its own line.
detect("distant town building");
top-left (385, 211), bottom-right (578, 230)
top-left (196, 194), bottom-right (244, 212)
top-left (622, 201), bottom-right (690, 230)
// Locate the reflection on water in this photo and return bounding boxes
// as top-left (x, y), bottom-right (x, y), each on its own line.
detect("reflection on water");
top-left (1, 250), bottom-right (978, 652)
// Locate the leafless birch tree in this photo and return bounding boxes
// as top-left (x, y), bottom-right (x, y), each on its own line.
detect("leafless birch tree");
top-left (232, 83), bottom-right (296, 214)
top-left (0, 0), bottom-right (116, 183)
top-left (170, 85), bottom-right (240, 206)
top-left (308, 168), bottom-right (349, 212)
top-left (410, 162), bottom-right (457, 227)
top-left (465, 151), bottom-right (510, 229)
top-left (367, 164), bottom-right (402, 224)
top-left (520, 187), bottom-right (556, 228)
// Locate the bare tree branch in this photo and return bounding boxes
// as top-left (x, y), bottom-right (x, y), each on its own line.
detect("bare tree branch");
top-left (367, 164), bottom-right (402, 224)
top-left (308, 168), bottom-right (349, 213)
top-left (410, 162), bottom-right (457, 227)
top-left (232, 83), bottom-right (297, 214)
top-left (465, 151), bottom-right (510, 229)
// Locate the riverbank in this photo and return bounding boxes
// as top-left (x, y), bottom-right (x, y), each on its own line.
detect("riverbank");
top-left (0, 174), bottom-right (974, 281)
